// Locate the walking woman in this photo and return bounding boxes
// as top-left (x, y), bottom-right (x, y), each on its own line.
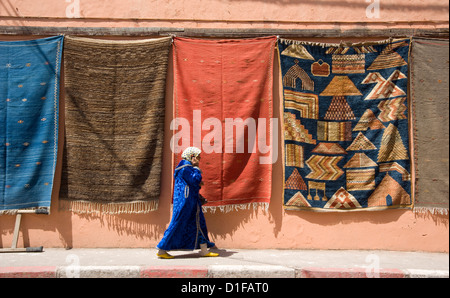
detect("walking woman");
top-left (156, 147), bottom-right (218, 259)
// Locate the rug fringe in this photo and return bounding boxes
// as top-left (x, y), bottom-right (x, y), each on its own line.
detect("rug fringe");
top-left (65, 35), bottom-right (172, 45)
top-left (414, 207), bottom-right (449, 216)
top-left (0, 210), bottom-right (18, 215)
top-left (202, 202), bottom-right (269, 214)
top-left (59, 200), bottom-right (158, 215)
top-left (279, 37), bottom-right (407, 48)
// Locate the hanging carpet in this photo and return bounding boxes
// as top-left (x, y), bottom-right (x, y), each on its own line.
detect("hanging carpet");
top-left (173, 36), bottom-right (277, 212)
top-left (60, 36), bottom-right (171, 214)
top-left (411, 38), bottom-right (449, 215)
top-left (0, 36), bottom-right (63, 214)
top-left (279, 38), bottom-right (413, 212)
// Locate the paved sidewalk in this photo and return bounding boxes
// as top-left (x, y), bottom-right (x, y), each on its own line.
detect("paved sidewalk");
top-left (0, 248), bottom-right (448, 278)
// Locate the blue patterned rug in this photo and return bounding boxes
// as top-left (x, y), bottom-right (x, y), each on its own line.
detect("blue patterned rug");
top-left (279, 38), bottom-right (412, 211)
top-left (0, 36), bottom-right (63, 213)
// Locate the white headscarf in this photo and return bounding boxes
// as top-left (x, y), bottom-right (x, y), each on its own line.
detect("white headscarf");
top-left (181, 147), bottom-right (202, 162)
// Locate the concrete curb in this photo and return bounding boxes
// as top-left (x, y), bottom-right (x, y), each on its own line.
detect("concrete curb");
top-left (0, 265), bottom-right (448, 278)
top-left (141, 266), bottom-right (208, 278)
top-left (57, 266), bottom-right (141, 278)
top-left (298, 267), bottom-right (406, 278)
top-left (0, 266), bottom-right (57, 278)
top-left (404, 269), bottom-right (450, 278)
top-left (208, 265), bottom-right (296, 278)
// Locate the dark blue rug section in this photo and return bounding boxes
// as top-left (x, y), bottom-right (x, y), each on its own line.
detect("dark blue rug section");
top-left (0, 35), bottom-right (63, 213)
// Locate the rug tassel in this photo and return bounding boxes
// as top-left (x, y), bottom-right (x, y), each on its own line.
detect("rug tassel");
top-left (279, 37), bottom-right (407, 48)
top-left (59, 200), bottom-right (158, 215)
top-left (203, 202), bottom-right (269, 214)
top-left (414, 207), bottom-right (449, 216)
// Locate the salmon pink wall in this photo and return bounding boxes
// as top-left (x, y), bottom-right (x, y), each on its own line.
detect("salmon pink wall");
top-left (0, 0), bottom-right (448, 29)
top-left (0, 0), bottom-right (449, 252)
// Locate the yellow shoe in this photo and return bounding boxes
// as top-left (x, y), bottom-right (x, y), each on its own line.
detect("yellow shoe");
top-left (201, 252), bottom-right (219, 257)
top-left (157, 252), bottom-right (174, 259)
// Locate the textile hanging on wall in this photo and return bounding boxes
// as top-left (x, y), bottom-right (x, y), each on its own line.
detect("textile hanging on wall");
top-left (60, 36), bottom-right (171, 214)
top-left (411, 38), bottom-right (449, 215)
top-left (173, 36), bottom-right (277, 212)
top-left (279, 38), bottom-right (413, 212)
top-left (0, 36), bottom-right (63, 214)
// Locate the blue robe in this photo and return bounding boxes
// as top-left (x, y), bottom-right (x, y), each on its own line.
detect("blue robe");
top-left (157, 160), bottom-right (215, 251)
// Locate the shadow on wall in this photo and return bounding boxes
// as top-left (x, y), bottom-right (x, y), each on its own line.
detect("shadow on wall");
top-left (414, 212), bottom-right (449, 227)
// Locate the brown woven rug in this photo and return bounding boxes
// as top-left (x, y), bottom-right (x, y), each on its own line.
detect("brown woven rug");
top-left (60, 36), bottom-right (171, 214)
top-left (411, 38), bottom-right (449, 215)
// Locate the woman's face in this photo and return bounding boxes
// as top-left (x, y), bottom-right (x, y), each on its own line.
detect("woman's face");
top-left (191, 155), bottom-right (201, 166)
